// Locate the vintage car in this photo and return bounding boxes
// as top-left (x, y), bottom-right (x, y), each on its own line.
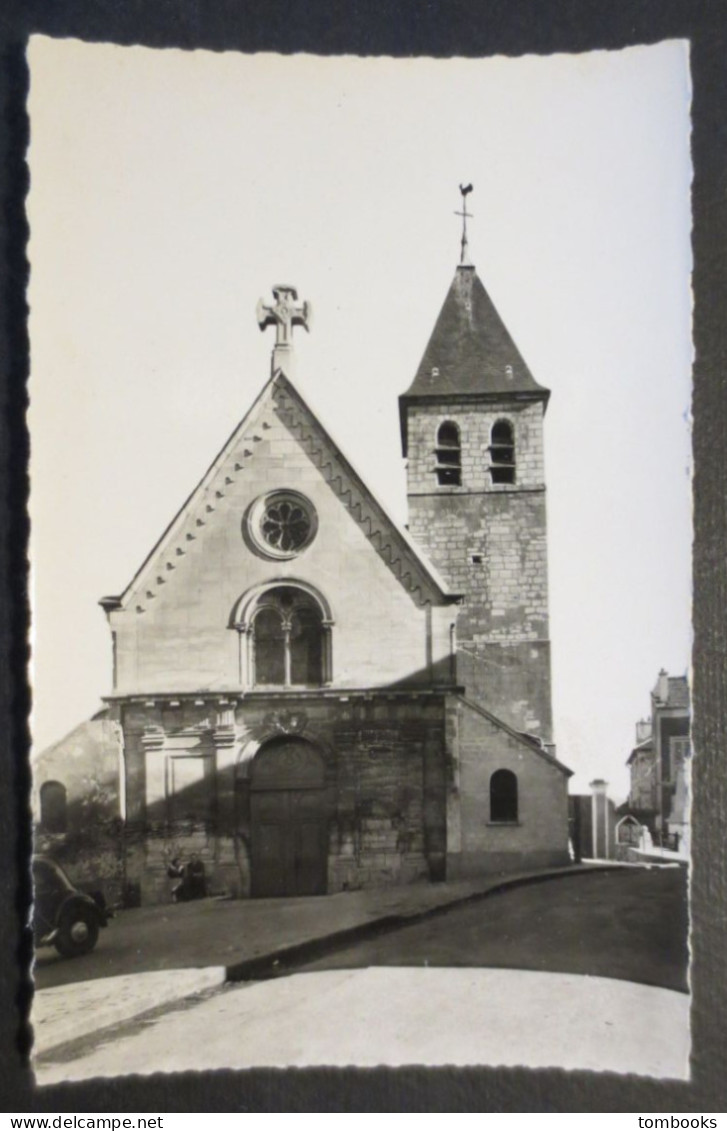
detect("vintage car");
top-left (32, 855), bottom-right (112, 957)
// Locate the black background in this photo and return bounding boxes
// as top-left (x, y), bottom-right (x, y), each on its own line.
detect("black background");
top-left (2, 0), bottom-right (725, 1113)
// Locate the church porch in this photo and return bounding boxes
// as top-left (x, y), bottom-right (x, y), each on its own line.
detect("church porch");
top-left (111, 689), bottom-right (452, 905)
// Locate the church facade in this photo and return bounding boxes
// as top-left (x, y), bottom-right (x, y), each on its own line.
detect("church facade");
top-left (98, 246), bottom-right (572, 904)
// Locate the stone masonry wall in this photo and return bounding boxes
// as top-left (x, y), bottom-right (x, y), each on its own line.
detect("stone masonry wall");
top-left (405, 400), bottom-right (552, 738)
top-left (406, 399), bottom-right (548, 641)
top-left (119, 693), bottom-right (448, 903)
top-left (408, 489), bottom-right (548, 644)
top-left (406, 400), bottom-right (545, 495)
top-left (448, 698), bottom-right (569, 878)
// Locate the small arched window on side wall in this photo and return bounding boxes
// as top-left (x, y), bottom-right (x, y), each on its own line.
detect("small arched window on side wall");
top-left (39, 780), bottom-right (68, 834)
top-left (489, 419), bottom-right (515, 484)
top-left (489, 769), bottom-right (518, 823)
top-left (435, 421), bottom-right (461, 486)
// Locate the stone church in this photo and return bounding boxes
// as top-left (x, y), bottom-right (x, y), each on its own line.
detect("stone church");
top-left (42, 213), bottom-right (572, 904)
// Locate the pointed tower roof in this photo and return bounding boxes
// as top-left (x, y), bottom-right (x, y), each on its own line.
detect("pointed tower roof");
top-left (399, 263), bottom-right (549, 452)
top-left (404, 264), bottom-right (549, 400)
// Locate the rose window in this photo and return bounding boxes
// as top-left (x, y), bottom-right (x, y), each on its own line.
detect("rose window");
top-left (246, 490), bottom-right (317, 560)
top-left (261, 498), bottom-right (311, 553)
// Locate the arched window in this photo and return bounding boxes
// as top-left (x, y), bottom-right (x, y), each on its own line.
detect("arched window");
top-left (254, 606), bottom-right (286, 685)
top-left (289, 604), bottom-right (325, 685)
top-left (435, 421), bottom-right (461, 486)
top-left (490, 769), bottom-right (518, 823)
top-left (252, 586), bottom-right (326, 687)
top-left (39, 780), bottom-right (67, 834)
top-left (489, 419), bottom-right (515, 484)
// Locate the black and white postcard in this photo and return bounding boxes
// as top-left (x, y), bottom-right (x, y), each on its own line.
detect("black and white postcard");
top-left (24, 35), bottom-right (694, 1091)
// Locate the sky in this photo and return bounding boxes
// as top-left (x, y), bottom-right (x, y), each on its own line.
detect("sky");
top-left (26, 37), bottom-right (693, 797)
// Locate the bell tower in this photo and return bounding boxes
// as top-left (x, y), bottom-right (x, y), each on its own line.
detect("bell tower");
top-left (399, 189), bottom-right (553, 741)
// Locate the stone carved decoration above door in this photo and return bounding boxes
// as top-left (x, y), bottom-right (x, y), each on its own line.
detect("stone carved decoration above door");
top-left (262, 708), bottom-right (308, 736)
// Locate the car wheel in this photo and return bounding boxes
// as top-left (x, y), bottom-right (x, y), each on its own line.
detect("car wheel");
top-left (54, 905), bottom-right (100, 958)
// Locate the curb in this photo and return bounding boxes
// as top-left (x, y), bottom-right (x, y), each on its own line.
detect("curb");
top-left (225, 861), bottom-right (631, 982)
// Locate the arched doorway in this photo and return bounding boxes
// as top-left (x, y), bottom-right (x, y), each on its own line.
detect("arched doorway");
top-left (250, 738), bottom-right (330, 897)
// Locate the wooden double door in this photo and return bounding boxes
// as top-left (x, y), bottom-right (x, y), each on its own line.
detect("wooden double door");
top-left (250, 739), bottom-right (329, 898)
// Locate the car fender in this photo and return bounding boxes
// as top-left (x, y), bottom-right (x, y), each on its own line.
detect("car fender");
top-left (57, 892), bottom-right (104, 927)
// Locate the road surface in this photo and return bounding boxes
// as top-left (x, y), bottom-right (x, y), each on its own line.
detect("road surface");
top-left (293, 866), bottom-right (689, 991)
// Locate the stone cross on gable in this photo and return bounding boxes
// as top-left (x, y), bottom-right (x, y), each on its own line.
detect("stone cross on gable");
top-left (256, 285), bottom-right (312, 376)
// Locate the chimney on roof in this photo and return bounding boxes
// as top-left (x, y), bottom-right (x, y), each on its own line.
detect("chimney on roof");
top-left (635, 718), bottom-right (652, 744)
top-left (656, 669), bottom-right (670, 703)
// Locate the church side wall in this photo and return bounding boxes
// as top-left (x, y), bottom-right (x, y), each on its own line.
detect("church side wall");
top-left (447, 700), bottom-right (569, 878)
top-left (32, 717), bottom-right (126, 907)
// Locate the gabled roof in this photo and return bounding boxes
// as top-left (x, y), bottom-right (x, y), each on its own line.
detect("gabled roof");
top-left (399, 264), bottom-right (549, 451)
top-left (104, 372), bottom-right (460, 615)
top-left (31, 708), bottom-right (111, 764)
top-left (458, 695), bottom-right (573, 777)
top-left (626, 736), bottom-right (655, 766)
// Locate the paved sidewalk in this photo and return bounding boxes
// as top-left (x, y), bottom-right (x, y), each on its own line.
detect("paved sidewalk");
top-left (33, 967), bottom-right (226, 1055)
top-left (35, 969), bottom-right (691, 1083)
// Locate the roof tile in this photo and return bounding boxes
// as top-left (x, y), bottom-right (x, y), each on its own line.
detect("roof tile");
top-left (401, 265), bottom-right (549, 400)
top-left (666, 676), bottom-right (690, 709)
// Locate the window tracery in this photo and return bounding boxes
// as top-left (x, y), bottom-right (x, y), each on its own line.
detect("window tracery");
top-left (251, 586), bottom-right (327, 687)
top-left (247, 490), bottom-right (317, 560)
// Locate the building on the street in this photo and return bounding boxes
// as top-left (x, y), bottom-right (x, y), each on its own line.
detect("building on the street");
top-left (36, 206), bottom-right (573, 904)
top-left (626, 717), bottom-right (657, 814)
top-left (568, 671), bottom-right (691, 865)
top-left (622, 670), bottom-right (690, 851)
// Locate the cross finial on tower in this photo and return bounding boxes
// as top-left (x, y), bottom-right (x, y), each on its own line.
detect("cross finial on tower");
top-left (455, 183), bottom-right (474, 266)
top-left (256, 285), bottom-right (312, 377)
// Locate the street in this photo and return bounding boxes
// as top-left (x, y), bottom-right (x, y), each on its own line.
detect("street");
top-left (32, 870), bottom-right (520, 990)
top-left (34, 862), bottom-right (689, 993)
top-left (295, 865), bottom-right (689, 991)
